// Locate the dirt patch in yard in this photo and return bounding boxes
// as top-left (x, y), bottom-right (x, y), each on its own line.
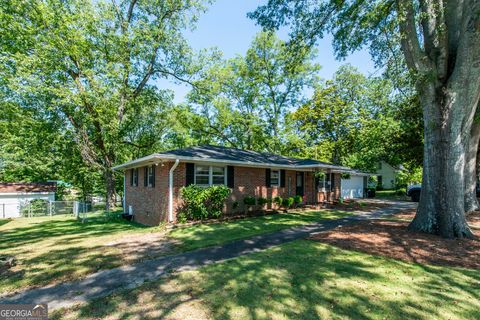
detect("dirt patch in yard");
top-left (309, 219), bottom-right (480, 269)
top-left (105, 233), bottom-right (181, 262)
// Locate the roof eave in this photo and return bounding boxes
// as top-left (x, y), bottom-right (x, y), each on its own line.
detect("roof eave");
top-left (112, 154), bottom-right (352, 172)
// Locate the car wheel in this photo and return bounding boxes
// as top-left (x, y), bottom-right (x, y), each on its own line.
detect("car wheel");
top-left (410, 191), bottom-right (420, 202)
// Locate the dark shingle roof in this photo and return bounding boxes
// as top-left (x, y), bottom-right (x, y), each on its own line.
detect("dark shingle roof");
top-left (157, 145), bottom-right (335, 167)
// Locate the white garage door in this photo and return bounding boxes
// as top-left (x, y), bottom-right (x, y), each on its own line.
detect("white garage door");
top-left (341, 176), bottom-right (364, 199)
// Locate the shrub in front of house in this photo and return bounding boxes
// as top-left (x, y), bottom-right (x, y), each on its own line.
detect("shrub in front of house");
top-left (273, 196), bottom-right (282, 207)
top-left (178, 185), bottom-right (231, 222)
top-left (282, 197), bottom-right (294, 209)
top-left (293, 195), bottom-right (302, 206)
top-left (232, 201), bottom-right (239, 210)
top-left (257, 197), bottom-right (268, 207)
top-left (243, 196), bottom-right (256, 206)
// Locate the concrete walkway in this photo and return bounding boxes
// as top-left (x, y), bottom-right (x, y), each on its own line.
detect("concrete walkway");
top-left (1, 201), bottom-right (415, 310)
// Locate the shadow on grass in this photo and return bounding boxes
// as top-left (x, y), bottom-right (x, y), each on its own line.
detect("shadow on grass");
top-left (0, 214), bottom-right (148, 251)
top-left (51, 241), bottom-right (480, 320)
top-left (0, 244), bottom-right (124, 294)
top-left (0, 219), bottom-right (12, 227)
top-left (170, 210), bottom-right (350, 252)
top-left (0, 233), bottom-right (179, 294)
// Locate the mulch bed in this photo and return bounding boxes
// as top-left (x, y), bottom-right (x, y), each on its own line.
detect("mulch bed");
top-left (329, 199), bottom-right (391, 212)
top-left (309, 213), bottom-right (480, 269)
top-left (393, 209), bottom-right (480, 227)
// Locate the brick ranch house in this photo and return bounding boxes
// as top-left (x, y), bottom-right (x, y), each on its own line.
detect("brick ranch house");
top-left (113, 145), bottom-right (367, 226)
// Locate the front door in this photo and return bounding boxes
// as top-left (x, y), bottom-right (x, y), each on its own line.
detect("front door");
top-left (296, 172), bottom-right (304, 196)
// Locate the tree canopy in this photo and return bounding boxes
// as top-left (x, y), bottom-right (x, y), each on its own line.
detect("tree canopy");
top-left (1, 0), bottom-right (212, 206)
top-left (250, 0), bottom-right (480, 238)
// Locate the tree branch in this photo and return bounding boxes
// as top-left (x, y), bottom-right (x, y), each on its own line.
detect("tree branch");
top-left (419, 0), bottom-right (448, 80)
top-left (396, 0), bottom-right (430, 73)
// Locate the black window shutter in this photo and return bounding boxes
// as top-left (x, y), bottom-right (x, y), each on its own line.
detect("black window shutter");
top-left (227, 166), bottom-right (234, 188)
top-left (186, 163), bottom-right (195, 186)
top-left (266, 168), bottom-right (271, 187)
top-left (130, 169), bottom-right (133, 186)
top-left (315, 176), bottom-right (319, 190)
top-left (280, 169), bottom-right (286, 187)
top-left (144, 167), bottom-right (148, 186)
top-left (331, 173), bottom-right (335, 190)
top-left (152, 165), bottom-right (156, 187)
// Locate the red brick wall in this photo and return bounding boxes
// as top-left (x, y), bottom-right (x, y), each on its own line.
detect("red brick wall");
top-left (313, 173), bottom-right (341, 203)
top-left (125, 162), bottom-right (342, 226)
top-left (125, 164), bottom-right (169, 226)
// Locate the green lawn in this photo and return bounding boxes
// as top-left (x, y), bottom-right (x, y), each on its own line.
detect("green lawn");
top-left (169, 209), bottom-right (350, 252)
top-left (0, 209), bottom-right (350, 294)
top-left (375, 189), bottom-right (409, 201)
top-left (51, 240), bottom-right (480, 320)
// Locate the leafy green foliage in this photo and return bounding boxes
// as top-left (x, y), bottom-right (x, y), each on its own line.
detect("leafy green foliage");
top-left (1, 0), bottom-right (210, 206)
top-left (291, 65), bottom-right (422, 172)
top-left (282, 197), bottom-right (294, 208)
top-left (185, 31), bottom-right (319, 153)
top-left (293, 195), bottom-right (302, 205)
top-left (243, 196), bottom-right (256, 207)
top-left (232, 201), bottom-right (239, 210)
top-left (273, 196), bottom-right (283, 206)
top-left (257, 197), bottom-right (268, 207)
top-left (178, 185), bottom-right (231, 222)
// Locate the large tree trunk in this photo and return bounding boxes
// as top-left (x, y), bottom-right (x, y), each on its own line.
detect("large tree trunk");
top-left (104, 168), bottom-right (117, 210)
top-left (408, 84), bottom-right (475, 239)
top-left (465, 114), bottom-right (480, 214)
top-left (398, 0), bottom-right (480, 239)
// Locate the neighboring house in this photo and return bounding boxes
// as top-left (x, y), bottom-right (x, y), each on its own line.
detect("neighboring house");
top-left (0, 182), bottom-right (56, 218)
top-left (341, 172), bottom-right (368, 199)
top-left (374, 161), bottom-right (403, 189)
top-left (113, 145), bottom-right (367, 226)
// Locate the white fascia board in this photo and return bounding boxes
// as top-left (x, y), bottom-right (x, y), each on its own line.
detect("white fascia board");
top-left (332, 169), bottom-right (371, 176)
top-left (112, 154), bottom-right (164, 171)
top-left (0, 192), bottom-right (55, 196)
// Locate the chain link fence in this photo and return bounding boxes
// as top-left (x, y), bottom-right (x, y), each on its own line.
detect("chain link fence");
top-left (0, 200), bottom-right (93, 219)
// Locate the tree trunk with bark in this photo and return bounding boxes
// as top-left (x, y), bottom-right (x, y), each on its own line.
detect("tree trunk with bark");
top-left (409, 85), bottom-right (475, 238)
top-left (464, 111), bottom-right (480, 214)
top-left (395, 0), bottom-right (480, 238)
top-left (104, 167), bottom-right (117, 210)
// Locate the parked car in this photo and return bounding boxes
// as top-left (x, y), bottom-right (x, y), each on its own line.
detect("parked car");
top-left (407, 184), bottom-right (421, 202)
top-left (408, 183), bottom-right (480, 202)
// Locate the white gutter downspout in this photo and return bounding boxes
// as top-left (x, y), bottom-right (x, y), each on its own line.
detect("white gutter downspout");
top-left (168, 159), bottom-right (180, 223)
top-left (123, 173), bottom-right (126, 213)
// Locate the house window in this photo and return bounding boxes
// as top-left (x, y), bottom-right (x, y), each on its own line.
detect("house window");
top-left (195, 165), bottom-right (210, 186)
top-left (270, 170), bottom-right (280, 187)
top-left (212, 166), bottom-right (226, 185)
top-left (147, 166), bottom-right (155, 187)
top-left (194, 165), bottom-right (226, 186)
top-left (325, 173), bottom-right (331, 191)
top-left (132, 168), bottom-right (139, 187)
top-left (317, 173), bottom-right (327, 191)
